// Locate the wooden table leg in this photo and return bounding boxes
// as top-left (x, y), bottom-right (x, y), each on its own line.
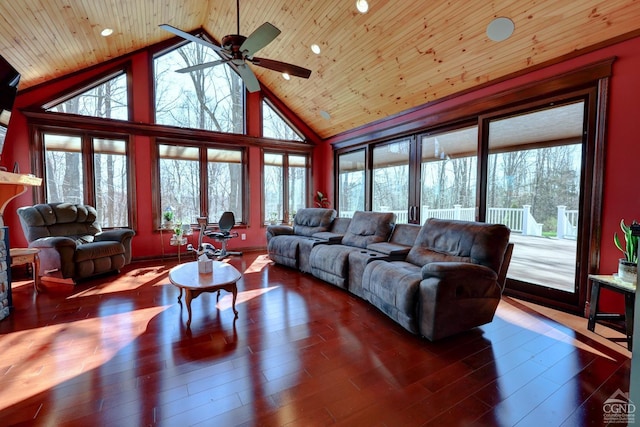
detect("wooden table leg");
top-left (231, 284), bottom-right (238, 317)
top-left (33, 253), bottom-right (41, 293)
top-left (624, 291), bottom-right (634, 351)
top-left (587, 280), bottom-right (600, 332)
top-left (177, 287), bottom-right (183, 303)
top-left (185, 288), bottom-right (193, 328)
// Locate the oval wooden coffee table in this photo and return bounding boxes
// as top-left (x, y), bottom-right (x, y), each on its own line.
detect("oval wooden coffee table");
top-left (168, 261), bottom-right (241, 327)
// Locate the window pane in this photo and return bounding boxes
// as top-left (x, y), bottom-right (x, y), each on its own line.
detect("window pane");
top-left (207, 148), bottom-right (243, 223)
top-left (373, 139), bottom-right (410, 223)
top-left (288, 155), bottom-right (306, 216)
top-left (420, 126), bottom-right (478, 222)
top-left (94, 138), bottom-right (129, 227)
top-left (44, 134), bottom-right (84, 204)
top-left (46, 73), bottom-right (128, 120)
top-left (159, 144), bottom-right (200, 225)
top-left (262, 100), bottom-right (303, 141)
top-left (264, 153), bottom-right (283, 223)
top-left (154, 41), bottom-right (244, 133)
top-left (338, 150), bottom-right (365, 218)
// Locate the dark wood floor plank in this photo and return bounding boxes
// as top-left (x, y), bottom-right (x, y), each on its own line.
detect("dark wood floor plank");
top-left (0, 253), bottom-right (632, 426)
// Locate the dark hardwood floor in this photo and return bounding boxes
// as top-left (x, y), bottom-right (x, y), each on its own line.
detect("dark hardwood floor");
top-left (0, 252), bottom-right (632, 426)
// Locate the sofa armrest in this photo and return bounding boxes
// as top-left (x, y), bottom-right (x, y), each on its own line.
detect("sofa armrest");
top-left (418, 262), bottom-right (502, 341)
top-left (421, 262), bottom-right (499, 299)
top-left (29, 236), bottom-right (77, 250)
top-left (311, 231), bottom-right (344, 243)
top-left (266, 224), bottom-right (294, 243)
top-left (29, 237), bottom-right (77, 278)
top-left (95, 228), bottom-right (135, 264)
top-left (95, 228), bottom-right (135, 244)
top-left (366, 242), bottom-right (411, 260)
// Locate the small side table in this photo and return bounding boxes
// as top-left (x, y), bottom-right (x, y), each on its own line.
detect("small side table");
top-left (10, 248), bottom-right (41, 293)
top-left (587, 274), bottom-right (635, 351)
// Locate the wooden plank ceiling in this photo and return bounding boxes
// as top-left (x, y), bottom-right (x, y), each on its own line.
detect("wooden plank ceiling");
top-left (1, 0), bottom-right (639, 139)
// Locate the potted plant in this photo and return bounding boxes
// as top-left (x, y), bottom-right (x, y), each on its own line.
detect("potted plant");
top-left (269, 212), bottom-right (279, 225)
top-left (170, 222), bottom-right (186, 245)
top-left (163, 208), bottom-right (174, 228)
top-left (614, 219), bottom-right (638, 283)
top-left (314, 191), bottom-right (331, 208)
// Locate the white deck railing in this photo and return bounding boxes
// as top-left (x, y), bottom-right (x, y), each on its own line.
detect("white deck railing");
top-left (340, 204), bottom-right (577, 239)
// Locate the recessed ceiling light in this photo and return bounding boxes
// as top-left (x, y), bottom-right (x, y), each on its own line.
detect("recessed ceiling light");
top-left (101, 28), bottom-right (114, 37)
top-left (311, 44), bottom-right (321, 55)
top-left (282, 73), bottom-right (291, 80)
top-left (356, 0), bottom-right (369, 14)
top-left (320, 110), bottom-right (331, 120)
top-left (486, 17), bottom-right (514, 42)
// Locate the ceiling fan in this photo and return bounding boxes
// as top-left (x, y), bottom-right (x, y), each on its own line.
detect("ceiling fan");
top-left (159, 0), bottom-right (312, 93)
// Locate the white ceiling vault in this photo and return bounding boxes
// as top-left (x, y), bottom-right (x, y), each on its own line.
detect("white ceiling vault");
top-left (1, 0), bottom-right (639, 139)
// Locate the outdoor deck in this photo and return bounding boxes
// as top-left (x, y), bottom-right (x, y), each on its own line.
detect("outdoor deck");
top-left (507, 233), bottom-right (577, 293)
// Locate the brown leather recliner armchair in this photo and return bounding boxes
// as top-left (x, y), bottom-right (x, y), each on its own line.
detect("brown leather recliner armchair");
top-left (17, 203), bottom-right (135, 283)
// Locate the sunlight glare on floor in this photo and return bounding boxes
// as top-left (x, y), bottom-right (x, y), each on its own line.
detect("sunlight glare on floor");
top-left (496, 299), bottom-right (617, 360)
top-left (67, 266), bottom-right (171, 298)
top-left (216, 286), bottom-right (279, 311)
top-left (0, 305), bottom-right (169, 411)
top-left (243, 254), bottom-right (273, 274)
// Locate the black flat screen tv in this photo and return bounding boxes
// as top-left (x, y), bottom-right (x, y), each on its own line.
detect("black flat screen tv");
top-left (0, 54), bottom-right (20, 158)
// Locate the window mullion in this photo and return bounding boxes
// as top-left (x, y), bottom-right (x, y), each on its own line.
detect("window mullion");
top-left (84, 134), bottom-right (95, 206)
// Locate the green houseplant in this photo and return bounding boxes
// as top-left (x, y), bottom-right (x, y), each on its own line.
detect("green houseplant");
top-left (162, 209), bottom-right (174, 228)
top-left (314, 191), bottom-right (330, 208)
top-left (614, 219), bottom-right (638, 283)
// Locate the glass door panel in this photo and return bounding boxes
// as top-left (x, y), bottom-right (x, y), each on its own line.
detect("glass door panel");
top-left (288, 154), bottom-right (307, 217)
top-left (372, 139), bottom-right (410, 223)
top-left (420, 126), bottom-right (478, 223)
top-left (487, 101), bottom-right (584, 294)
top-left (337, 149), bottom-right (365, 218)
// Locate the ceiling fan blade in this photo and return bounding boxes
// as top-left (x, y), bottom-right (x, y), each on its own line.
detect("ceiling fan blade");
top-left (236, 63), bottom-right (261, 93)
top-left (159, 24), bottom-right (225, 54)
top-left (175, 59), bottom-right (229, 73)
top-left (251, 57), bottom-right (312, 79)
top-left (240, 22), bottom-right (281, 58)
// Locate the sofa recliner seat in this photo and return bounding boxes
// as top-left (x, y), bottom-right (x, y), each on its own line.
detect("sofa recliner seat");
top-left (347, 223), bottom-right (421, 298)
top-left (17, 203), bottom-right (135, 283)
top-left (362, 218), bottom-right (511, 340)
top-left (309, 211), bottom-right (395, 289)
top-left (267, 208), bottom-right (342, 273)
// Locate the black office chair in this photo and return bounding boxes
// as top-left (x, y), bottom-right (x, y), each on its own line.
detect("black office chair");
top-left (205, 211), bottom-right (242, 260)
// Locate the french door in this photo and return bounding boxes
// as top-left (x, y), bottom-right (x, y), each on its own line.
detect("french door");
top-left (482, 99), bottom-right (589, 309)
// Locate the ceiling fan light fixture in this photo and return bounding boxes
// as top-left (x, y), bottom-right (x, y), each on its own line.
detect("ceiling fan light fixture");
top-left (282, 73), bottom-right (291, 80)
top-left (320, 110), bottom-right (331, 120)
top-left (486, 17), bottom-right (515, 42)
top-left (101, 28), bottom-right (114, 37)
top-left (356, 0), bottom-right (369, 14)
top-left (311, 44), bottom-right (321, 55)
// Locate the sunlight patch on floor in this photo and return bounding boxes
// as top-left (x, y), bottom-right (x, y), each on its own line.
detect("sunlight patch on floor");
top-left (216, 286), bottom-right (279, 311)
top-left (0, 305), bottom-right (170, 411)
top-left (67, 267), bottom-right (171, 298)
top-left (243, 254), bottom-right (273, 274)
top-left (496, 299), bottom-right (620, 361)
